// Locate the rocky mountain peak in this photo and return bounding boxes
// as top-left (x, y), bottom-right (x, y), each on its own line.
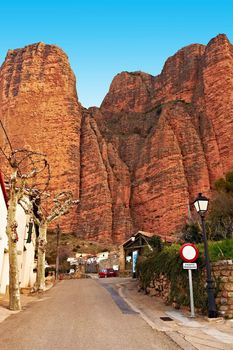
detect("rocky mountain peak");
top-left (1, 34), bottom-right (233, 242)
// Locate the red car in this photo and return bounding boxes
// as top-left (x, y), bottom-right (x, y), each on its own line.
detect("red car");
top-left (98, 268), bottom-right (117, 278)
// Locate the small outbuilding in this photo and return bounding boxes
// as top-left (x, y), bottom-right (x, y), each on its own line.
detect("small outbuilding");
top-left (119, 231), bottom-right (156, 276)
top-left (119, 231), bottom-right (173, 276)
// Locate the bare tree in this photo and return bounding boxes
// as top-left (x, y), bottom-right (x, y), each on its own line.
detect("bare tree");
top-left (0, 121), bottom-right (79, 303)
top-left (0, 151), bottom-right (49, 310)
top-left (0, 121), bottom-right (49, 310)
top-left (20, 191), bottom-right (79, 291)
top-left (55, 224), bottom-right (61, 280)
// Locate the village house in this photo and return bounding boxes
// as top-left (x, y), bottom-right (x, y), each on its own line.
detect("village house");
top-left (0, 172), bottom-right (36, 295)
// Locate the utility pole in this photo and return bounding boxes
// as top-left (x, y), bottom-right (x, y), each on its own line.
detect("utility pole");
top-left (55, 224), bottom-right (61, 280)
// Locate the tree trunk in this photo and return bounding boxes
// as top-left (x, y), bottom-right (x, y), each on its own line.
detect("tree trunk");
top-left (6, 170), bottom-right (21, 310)
top-left (35, 222), bottom-right (48, 291)
top-left (55, 224), bottom-right (61, 280)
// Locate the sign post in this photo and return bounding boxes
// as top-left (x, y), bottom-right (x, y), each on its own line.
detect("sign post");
top-left (179, 243), bottom-right (199, 318)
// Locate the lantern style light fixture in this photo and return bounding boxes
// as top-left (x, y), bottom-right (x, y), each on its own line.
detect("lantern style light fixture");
top-left (193, 192), bottom-right (218, 318)
top-left (193, 193), bottom-right (209, 217)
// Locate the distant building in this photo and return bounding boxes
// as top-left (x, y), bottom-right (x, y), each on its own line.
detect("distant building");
top-left (96, 251), bottom-right (109, 262)
top-left (97, 251), bottom-right (119, 271)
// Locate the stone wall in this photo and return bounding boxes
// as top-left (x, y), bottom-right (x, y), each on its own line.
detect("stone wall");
top-left (143, 260), bottom-right (233, 319)
top-left (213, 260), bottom-right (233, 319)
top-left (146, 273), bottom-right (170, 303)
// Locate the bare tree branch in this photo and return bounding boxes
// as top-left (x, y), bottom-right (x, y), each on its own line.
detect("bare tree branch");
top-left (0, 145), bottom-right (10, 163)
top-left (0, 120), bottom-right (14, 154)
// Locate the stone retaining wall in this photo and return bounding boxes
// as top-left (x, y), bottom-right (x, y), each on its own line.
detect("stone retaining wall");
top-left (143, 260), bottom-right (233, 318)
top-left (146, 273), bottom-right (170, 302)
top-left (213, 260), bottom-right (233, 319)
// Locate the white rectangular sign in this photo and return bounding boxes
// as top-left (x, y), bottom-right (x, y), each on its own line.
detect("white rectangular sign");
top-left (183, 262), bottom-right (197, 270)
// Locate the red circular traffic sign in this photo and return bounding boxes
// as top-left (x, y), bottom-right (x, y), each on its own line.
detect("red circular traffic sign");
top-left (179, 243), bottom-right (198, 262)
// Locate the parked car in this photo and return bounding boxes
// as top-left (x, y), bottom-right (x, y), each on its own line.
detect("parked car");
top-left (98, 268), bottom-right (117, 278)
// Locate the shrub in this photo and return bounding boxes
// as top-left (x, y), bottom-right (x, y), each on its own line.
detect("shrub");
top-left (207, 239), bottom-right (233, 261)
top-left (137, 244), bottom-right (207, 311)
top-left (207, 171), bottom-right (233, 240)
top-left (180, 222), bottom-right (203, 243)
top-left (208, 193), bottom-right (233, 239)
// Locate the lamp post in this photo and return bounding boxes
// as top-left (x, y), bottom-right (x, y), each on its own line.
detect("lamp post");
top-left (193, 193), bottom-right (218, 318)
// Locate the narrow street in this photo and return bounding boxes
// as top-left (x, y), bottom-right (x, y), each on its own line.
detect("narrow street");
top-left (0, 278), bottom-right (180, 350)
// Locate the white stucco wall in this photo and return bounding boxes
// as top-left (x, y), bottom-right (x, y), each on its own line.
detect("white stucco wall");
top-left (0, 186), bottom-right (8, 294)
top-left (0, 192), bottom-right (36, 293)
top-left (16, 200), bottom-right (36, 288)
top-left (21, 239), bottom-right (36, 288)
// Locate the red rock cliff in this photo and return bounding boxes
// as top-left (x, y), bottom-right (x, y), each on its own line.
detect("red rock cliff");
top-left (0, 43), bottom-right (82, 232)
top-left (1, 34), bottom-right (233, 242)
top-left (94, 34), bottom-right (233, 239)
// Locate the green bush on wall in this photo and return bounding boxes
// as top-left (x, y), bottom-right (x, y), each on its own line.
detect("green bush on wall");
top-left (137, 237), bottom-right (233, 312)
top-left (207, 239), bottom-right (233, 261)
top-left (137, 245), bottom-right (208, 312)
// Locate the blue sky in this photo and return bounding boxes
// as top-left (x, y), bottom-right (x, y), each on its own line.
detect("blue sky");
top-left (0, 0), bottom-right (232, 107)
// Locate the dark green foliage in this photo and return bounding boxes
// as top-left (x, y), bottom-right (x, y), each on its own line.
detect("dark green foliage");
top-left (149, 235), bottom-right (163, 252)
top-left (215, 178), bottom-right (227, 192)
top-left (181, 222), bottom-right (203, 243)
top-left (214, 171), bottom-right (233, 193)
top-left (207, 239), bottom-right (233, 261)
top-left (225, 172), bottom-right (233, 192)
top-left (137, 245), bottom-right (208, 311)
top-left (208, 171), bottom-right (233, 239)
top-left (208, 192), bottom-right (233, 239)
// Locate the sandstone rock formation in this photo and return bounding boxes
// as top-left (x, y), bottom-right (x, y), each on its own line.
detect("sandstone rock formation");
top-left (1, 34), bottom-right (233, 243)
top-left (0, 43), bottom-right (82, 232)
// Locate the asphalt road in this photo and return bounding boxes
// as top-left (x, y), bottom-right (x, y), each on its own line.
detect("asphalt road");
top-left (0, 278), bottom-right (180, 350)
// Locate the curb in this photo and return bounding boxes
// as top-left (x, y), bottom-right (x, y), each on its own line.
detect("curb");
top-left (117, 281), bottom-right (233, 349)
top-left (118, 283), bottom-right (193, 350)
top-left (165, 331), bottom-right (198, 350)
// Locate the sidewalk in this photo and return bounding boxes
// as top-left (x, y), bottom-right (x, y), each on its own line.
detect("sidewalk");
top-left (0, 282), bottom-right (55, 324)
top-left (118, 279), bottom-right (233, 350)
top-left (0, 293), bottom-right (37, 323)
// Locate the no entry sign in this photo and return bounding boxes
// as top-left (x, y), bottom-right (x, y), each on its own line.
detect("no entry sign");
top-left (179, 243), bottom-right (198, 263)
top-left (179, 243), bottom-right (199, 318)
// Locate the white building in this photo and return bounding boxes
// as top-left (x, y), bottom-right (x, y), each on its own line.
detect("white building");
top-left (96, 251), bottom-right (109, 263)
top-left (0, 173), bottom-right (36, 294)
top-left (0, 172), bottom-right (8, 294)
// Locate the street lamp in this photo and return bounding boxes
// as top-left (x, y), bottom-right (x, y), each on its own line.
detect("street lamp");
top-left (193, 193), bottom-right (218, 318)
